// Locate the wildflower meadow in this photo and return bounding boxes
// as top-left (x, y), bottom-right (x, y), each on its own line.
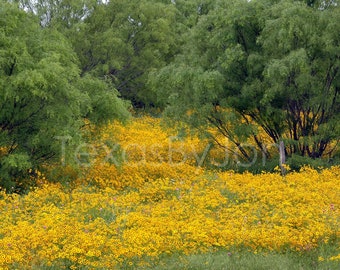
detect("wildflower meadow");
top-left (2, 0), bottom-right (340, 268)
top-left (0, 117), bottom-right (339, 269)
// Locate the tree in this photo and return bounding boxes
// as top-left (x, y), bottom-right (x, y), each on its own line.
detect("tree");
top-left (13, 0), bottom-right (99, 28)
top-left (150, 0), bottom-right (339, 163)
top-left (16, 0), bottom-right (217, 108)
top-left (0, 1), bottom-right (129, 191)
top-left (257, 1), bottom-right (340, 158)
top-left (71, 0), bottom-right (183, 107)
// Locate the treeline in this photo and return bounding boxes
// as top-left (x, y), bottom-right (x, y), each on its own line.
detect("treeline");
top-left (0, 0), bottom-right (339, 190)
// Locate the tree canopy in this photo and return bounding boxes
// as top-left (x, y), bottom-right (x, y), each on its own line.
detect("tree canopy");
top-left (0, 0), bottom-right (339, 190)
top-left (150, 0), bottom-right (340, 162)
top-left (0, 1), bottom-right (129, 190)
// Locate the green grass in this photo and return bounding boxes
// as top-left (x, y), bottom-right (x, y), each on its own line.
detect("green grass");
top-left (26, 243), bottom-right (339, 269)
top-left (117, 244), bottom-right (340, 270)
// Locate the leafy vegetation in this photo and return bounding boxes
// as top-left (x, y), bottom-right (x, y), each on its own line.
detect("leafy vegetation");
top-left (150, 0), bottom-right (340, 162)
top-left (1, 0), bottom-right (339, 188)
top-left (0, 0), bottom-right (129, 190)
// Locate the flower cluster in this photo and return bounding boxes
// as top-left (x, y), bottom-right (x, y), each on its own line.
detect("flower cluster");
top-left (0, 117), bottom-right (339, 269)
top-left (82, 116), bottom-right (209, 189)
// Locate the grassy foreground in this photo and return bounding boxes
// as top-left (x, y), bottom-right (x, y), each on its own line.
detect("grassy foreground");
top-left (122, 247), bottom-right (340, 270)
top-left (0, 117), bottom-right (339, 269)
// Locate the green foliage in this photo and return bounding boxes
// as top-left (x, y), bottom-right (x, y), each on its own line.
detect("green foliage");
top-left (71, 0), bottom-right (183, 107)
top-left (2, 0), bottom-right (339, 188)
top-left (13, 0), bottom-right (99, 29)
top-left (150, 0), bottom-right (340, 162)
top-left (286, 154), bottom-right (335, 172)
top-left (77, 74), bottom-right (130, 125)
top-left (0, 2), bottom-right (129, 191)
top-left (0, 153), bottom-right (31, 191)
top-left (258, 1), bottom-right (340, 158)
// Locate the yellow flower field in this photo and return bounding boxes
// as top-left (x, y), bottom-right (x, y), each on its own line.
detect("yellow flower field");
top-left (0, 117), bottom-right (339, 269)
